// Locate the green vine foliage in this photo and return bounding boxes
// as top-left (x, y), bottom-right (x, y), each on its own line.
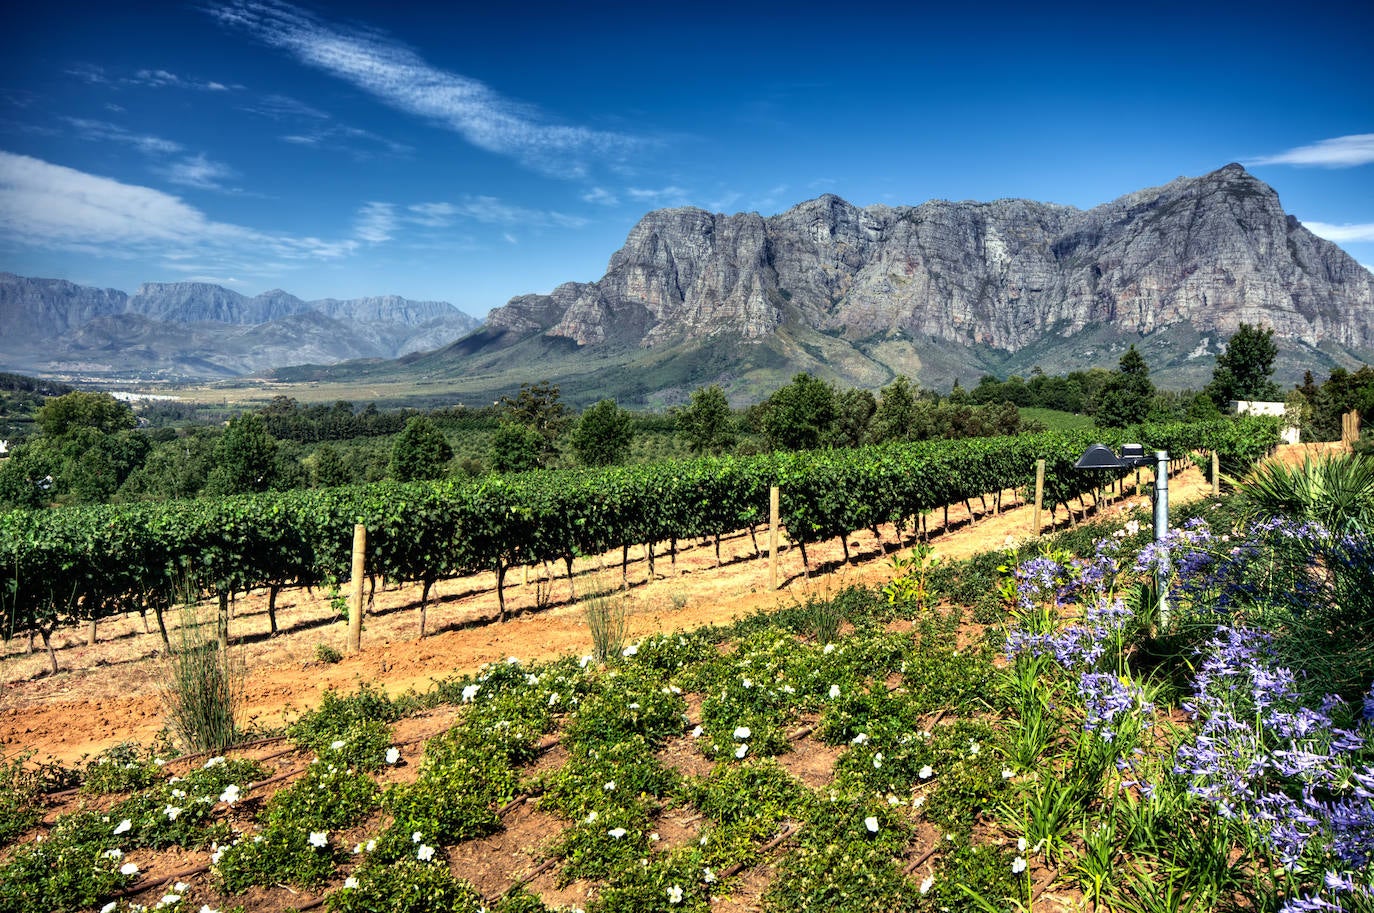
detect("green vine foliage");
top-left (0, 419), bottom-right (1279, 645)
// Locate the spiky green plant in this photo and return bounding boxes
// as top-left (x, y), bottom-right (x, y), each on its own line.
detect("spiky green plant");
top-left (583, 579), bottom-right (627, 662)
top-left (1237, 452), bottom-right (1374, 534)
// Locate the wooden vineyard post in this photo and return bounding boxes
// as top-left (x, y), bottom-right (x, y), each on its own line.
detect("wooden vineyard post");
top-left (769, 486), bottom-right (781, 590)
top-left (1031, 459), bottom-right (1045, 536)
top-left (1212, 451), bottom-right (1220, 496)
top-left (348, 523), bottom-right (366, 653)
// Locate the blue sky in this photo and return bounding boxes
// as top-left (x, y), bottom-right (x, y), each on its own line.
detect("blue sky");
top-left (2, 0), bottom-right (1371, 319)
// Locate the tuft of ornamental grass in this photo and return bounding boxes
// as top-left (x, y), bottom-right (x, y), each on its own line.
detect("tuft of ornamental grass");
top-left (159, 606), bottom-right (243, 753)
top-left (583, 578), bottom-right (627, 662)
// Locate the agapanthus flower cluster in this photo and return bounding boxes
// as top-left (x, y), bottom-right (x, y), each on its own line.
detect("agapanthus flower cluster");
top-left (1175, 625), bottom-right (1374, 883)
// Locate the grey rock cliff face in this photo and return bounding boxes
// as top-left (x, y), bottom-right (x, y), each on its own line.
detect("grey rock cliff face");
top-left (486, 165), bottom-right (1374, 358)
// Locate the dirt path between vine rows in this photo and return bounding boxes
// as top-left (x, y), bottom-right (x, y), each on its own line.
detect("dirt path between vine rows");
top-left (0, 443), bottom-right (1337, 765)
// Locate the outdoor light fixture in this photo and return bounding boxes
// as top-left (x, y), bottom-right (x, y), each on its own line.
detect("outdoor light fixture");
top-left (1073, 443), bottom-right (1171, 625)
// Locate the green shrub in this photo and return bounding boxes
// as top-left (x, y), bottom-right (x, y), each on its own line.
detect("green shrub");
top-left (160, 610), bottom-right (242, 753)
top-left (325, 858), bottom-right (486, 913)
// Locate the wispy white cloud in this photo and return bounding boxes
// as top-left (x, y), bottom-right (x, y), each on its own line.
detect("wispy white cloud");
top-left (63, 117), bottom-right (184, 155)
top-left (448, 195), bottom-right (587, 228)
top-left (129, 68), bottom-right (237, 92)
top-left (1250, 134), bottom-right (1374, 168)
top-left (581, 187), bottom-right (619, 206)
top-left (242, 92), bottom-right (410, 158)
top-left (1302, 220), bottom-right (1374, 243)
top-left (354, 202), bottom-right (398, 242)
top-left (0, 152), bottom-right (359, 269)
top-left (626, 186), bottom-right (691, 206)
top-left (66, 63), bottom-right (239, 93)
top-left (208, 0), bottom-right (641, 177)
top-left (163, 153), bottom-right (238, 191)
top-left (503, 232), bottom-right (518, 244)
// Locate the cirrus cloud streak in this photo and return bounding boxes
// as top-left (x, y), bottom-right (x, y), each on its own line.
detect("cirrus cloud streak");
top-left (208, 0), bottom-right (642, 178)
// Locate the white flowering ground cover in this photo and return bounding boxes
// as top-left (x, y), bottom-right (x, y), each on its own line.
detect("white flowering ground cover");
top-left (1, 491), bottom-right (1372, 913)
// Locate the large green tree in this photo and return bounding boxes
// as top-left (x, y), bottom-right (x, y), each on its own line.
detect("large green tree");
top-left (35, 391), bottom-right (137, 437)
top-left (1094, 346), bottom-right (1155, 428)
top-left (489, 421), bottom-right (546, 473)
top-left (390, 416), bottom-right (453, 481)
top-left (762, 373), bottom-right (837, 451)
top-left (1207, 323), bottom-right (1281, 407)
top-left (676, 385), bottom-right (736, 455)
top-left (496, 381), bottom-right (568, 468)
top-left (204, 412), bottom-right (278, 495)
top-left (570, 399), bottom-right (635, 467)
top-left (870, 376), bottom-right (918, 444)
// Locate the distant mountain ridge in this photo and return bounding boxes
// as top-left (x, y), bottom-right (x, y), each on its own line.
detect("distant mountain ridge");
top-left (0, 275), bottom-right (481, 379)
top-left (383, 163), bottom-right (1373, 404)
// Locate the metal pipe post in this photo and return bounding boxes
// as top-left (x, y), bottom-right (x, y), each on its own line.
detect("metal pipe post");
top-left (1154, 451), bottom-right (1169, 627)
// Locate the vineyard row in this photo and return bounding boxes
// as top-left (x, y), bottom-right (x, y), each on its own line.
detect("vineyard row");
top-left (0, 418), bottom-right (1279, 649)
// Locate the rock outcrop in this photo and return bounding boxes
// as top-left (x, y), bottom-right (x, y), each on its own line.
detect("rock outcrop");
top-left (485, 164), bottom-right (1374, 364)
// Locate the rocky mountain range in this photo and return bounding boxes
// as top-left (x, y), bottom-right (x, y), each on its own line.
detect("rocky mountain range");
top-left (386, 163), bottom-right (1373, 405)
top-left (0, 277), bottom-right (480, 379)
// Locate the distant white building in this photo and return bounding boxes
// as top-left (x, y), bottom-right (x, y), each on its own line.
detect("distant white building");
top-left (0, 440), bottom-right (8, 457)
top-left (1232, 400), bottom-right (1300, 445)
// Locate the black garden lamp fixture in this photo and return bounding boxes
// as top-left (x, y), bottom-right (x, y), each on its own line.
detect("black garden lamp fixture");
top-left (1073, 442), bottom-right (1171, 624)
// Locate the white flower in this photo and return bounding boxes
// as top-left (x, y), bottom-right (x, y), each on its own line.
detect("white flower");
top-left (734, 744), bottom-right (748, 759)
top-left (920, 875), bottom-right (935, 894)
top-left (199, 906), bottom-right (220, 913)
top-left (104, 848), bottom-right (123, 859)
top-left (210, 844), bottom-right (224, 864)
top-left (101, 904), bottom-right (118, 913)
top-left (114, 818), bottom-right (132, 835)
top-left (628, 702), bottom-right (640, 710)
top-left (742, 678), bottom-right (752, 688)
top-left (919, 765), bottom-right (933, 779)
top-left (549, 692), bottom-right (560, 707)
top-left (828, 684), bottom-right (841, 699)
top-left (413, 831), bottom-right (424, 843)
top-left (204, 756), bottom-right (225, 768)
top-left (165, 805), bottom-right (182, 820)
top-left (158, 894), bottom-right (181, 907)
top-left (353, 843), bottom-right (364, 854)
top-left (873, 753), bottom-right (884, 769)
top-left (309, 831), bottom-right (328, 848)
top-left (864, 816), bottom-right (880, 833)
top-left (622, 644), bottom-right (638, 657)
top-left (586, 811), bottom-right (599, 823)
top-left (1017, 836), bottom-right (1028, 852)
top-left (219, 784), bottom-right (240, 804)
top-left (733, 726), bottom-right (751, 740)
top-left (607, 827), bottom-right (627, 839)
top-left (823, 643), bottom-right (836, 654)
top-left (968, 740), bottom-right (980, 756)
top-left (526, 673), bottom-right (540, 685)
top-left (170, 788), bottom-right (187, 799)
top-left (1002, 768), bottom-right (1015, 780)
top-left (703, 868), bottom-right (716, 883)
top-left (667, 885), bottom-right (683, 904)
top-left (385, 747), bottom-right (401, 765)
top-left (366, 839), bottom-right (376, 852)
top-left (691, 725), bottom-right (703, 738)
top-left (120, 861), bottom-right (140, 875)
top-left (604, 780), bottom-right (616, 792)
top-left (417, 844), bottom-right (435, 861)
top-left (781, 684), bottom-right (795, 694)
top-left (850, 733), bottom-right (868, 745)
top-left (344, 876), bottom-right (359, 889)
top-left (330, 739), bottom-right (346, 750)
top-left (580, 654), bottom-right (593, 668)
top-left (649, 832), bottom-right (660, 841)
top-left (462, 683), bottom-right (480, 702)
top-left (1012, 856), bottom-right (1027, 874)
top-left (912, 796), bottom-right (926, 808)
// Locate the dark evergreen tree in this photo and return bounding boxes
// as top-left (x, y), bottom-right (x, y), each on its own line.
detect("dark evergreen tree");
top-left (390, 416), bottom-right (453, 481)
top-left (570, 399), bottom-right (635, 467)
top-left (1094, 346), bottom-right (1155, 428)
top-left (1206, 323), bottom-right (1281, 407)
top-left (676, 384), bottom-right (736, 455)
